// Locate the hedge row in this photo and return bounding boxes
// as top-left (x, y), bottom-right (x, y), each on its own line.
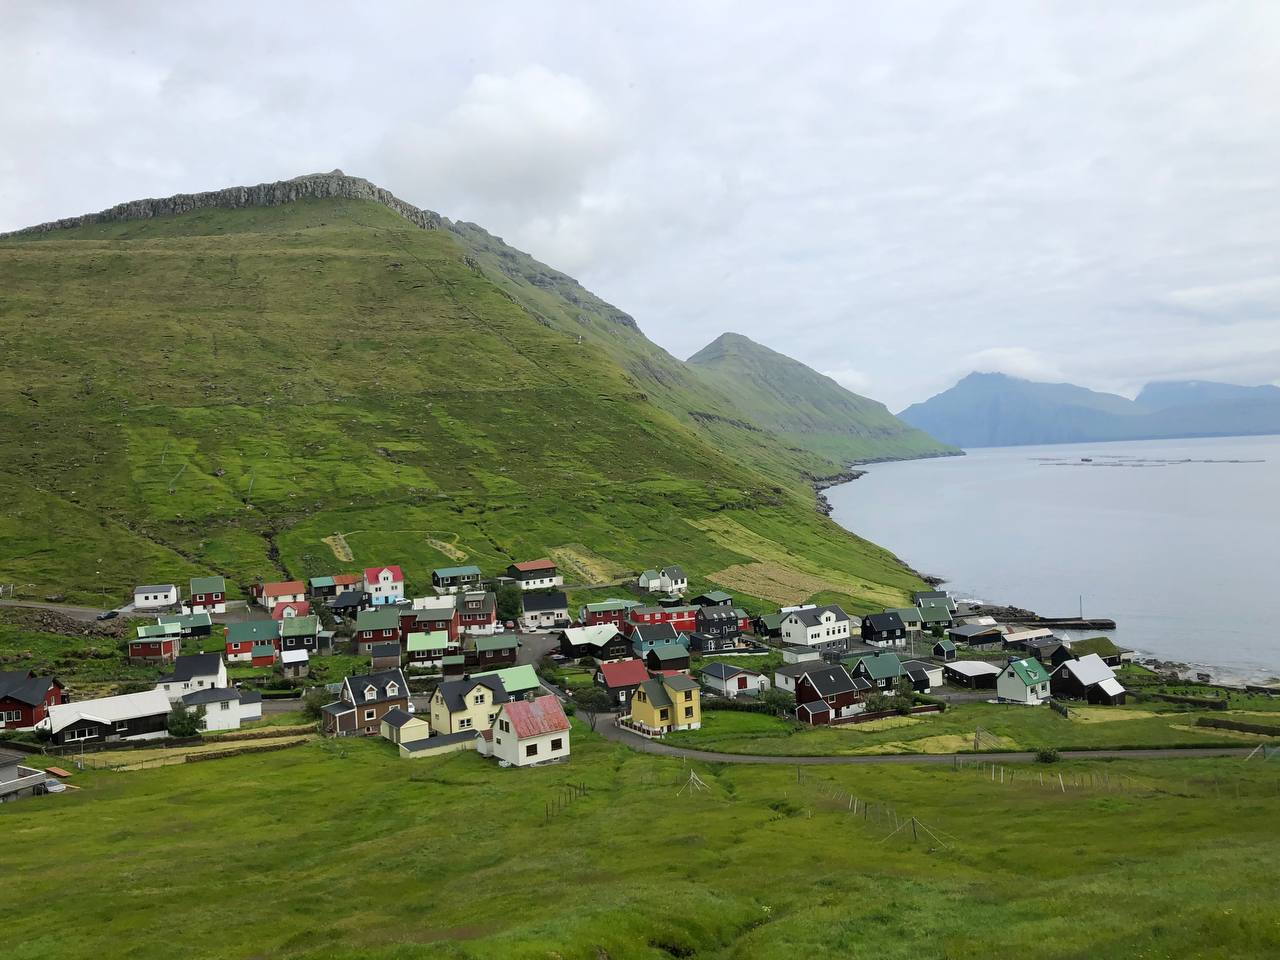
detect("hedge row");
top-left (703, 697), bottom-right (782, 714)
top-left (1195, 716), bottom-right (1280, 736)
top-left (185, 739), bottom-right (310, 763)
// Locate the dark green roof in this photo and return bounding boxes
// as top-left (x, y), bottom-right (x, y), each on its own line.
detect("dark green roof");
top-left (474, 634), bottom-right (516, 652)
top-left (226, 620), bottom-right (280, 643)
top-left (356, 607), bottom-right (402, 631)
top-left (647, 642), bottom-right (688, 662)
top-left (638, 678), bottom-right (672, 708)
top-left (855, 653), bottom-right (903, 681)
top-left (280, 615), bottom-right (319, 637)
top-left (1068, 636), bottom-right (1121, 658)
top-left (1006, 658), bottom-right (1051, 686)
top-left (189, 576), bottom-right (225, 594)
top-left (433, 565), bottom-right (481, 578)
top-left (934, 639), bottom-right (957, 652)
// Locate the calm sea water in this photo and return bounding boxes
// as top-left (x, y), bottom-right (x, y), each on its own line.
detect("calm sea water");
top-left (826, 434), bottom-right (1280, 683)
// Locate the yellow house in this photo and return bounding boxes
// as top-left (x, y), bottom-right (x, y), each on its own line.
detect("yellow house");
top-left (429, 676), bottom-right (506, 734)
top-left (629, 675), bottom-right (701, 735)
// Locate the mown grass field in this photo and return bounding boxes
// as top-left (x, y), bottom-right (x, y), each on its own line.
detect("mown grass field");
top-left (665, 698), bottom-right (1278, 756)
top-left (3, 725), bottom-right (1279, 959)
top-left (0, 197), bottom-right (929, 621)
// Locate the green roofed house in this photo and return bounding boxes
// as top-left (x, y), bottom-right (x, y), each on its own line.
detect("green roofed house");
top-left (432, 565), bottom-right (483, 594)
top-left (889, 607), bottom-right (924, 643)
top-left (251, 643), bottom-right (278, 667)
top-left (225, 620), bottom-right (280, 663)
top-left (997, 657), bottom-right (1052, 705)
top-left (472, 632), bottom-right (518, 669)
top-left (355, 606), bottom-right (404, 654)
top-left (847, 652), bottom-right (903, 690)
top-left (471, 663), bottom-right (541, 698)
top-left (189, 576), bottom-right (227, 614)
top-left (645, 641), bottom-right (691, 672)
top-left (918, 605), bottom-right (953, 632)
top-left (691, 590), bottom-right (733, 607)
top-left (756, 611), bottom-right (788, 638)
top-left (406, 631), bottom-right (452, 669)
top-left (280, 614), bottom-right (319, 654)
top-left (1062, 635), bottom-right (1125, 667)
top-left (932, 638), bottom-right (958, 661)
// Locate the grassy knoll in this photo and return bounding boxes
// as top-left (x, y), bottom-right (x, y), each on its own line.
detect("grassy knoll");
top-left (3, 727), bottom-right (1279, 959)
top-left (665, 700), bottom-right (1266, 756)
top-left (0, 193), bottom-right (936, 618)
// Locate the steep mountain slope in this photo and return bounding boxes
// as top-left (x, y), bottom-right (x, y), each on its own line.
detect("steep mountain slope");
top-left (900, 372), bottom-right (1280, 447)
top-left (0, 175), bottom-right (926, 611)
top-left (687, 332), bottom-right (958, 463)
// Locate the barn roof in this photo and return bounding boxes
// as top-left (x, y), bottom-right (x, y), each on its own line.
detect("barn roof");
top-left (504, 694), bottom-right (570, 738)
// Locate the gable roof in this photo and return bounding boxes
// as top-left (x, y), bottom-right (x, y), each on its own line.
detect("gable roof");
top-left (790, 604), bottom-right (850, 627)
top-left (522, 591), bottom-right (568, 614)
top-left (583, 598), bottom-right (640, 614)
top-left (0, 670), bottom-right (60, 706)
top-left (697, 606), bottom-right (738, 622)
top-left (510, 558), bottom-right (556, 573)
top-left (181, 687), bottom-right (241, 707)
top-left (47, 689), bottom-right (172, 734)
top-left (433, 565), bottom-right (482, 579)
top-left (701, 662), bottom-right (758, 681)
top-left (226, 620), bottom-right (280, 644)
top-left (261, 580), bottom-right (306, 596)
top-left (561, 624), bottom-right (625, 648)
top-left (474, 634), bottom-right (516, 652)
top-left (435, 675), bottom-right (507, 712)
top-left (1055, 653), bottom-right (1117, 686)
top-left (189, 576), bottom-right (226, 594)
top-left (369, 642), bottom-right (401, 659)
top-left (1004, 658), bottom-right (1052, 686)
top-left (646, 642), bottom-right (688, 663)
top-left (309, 575), bottom-right (336, 589)
top-left (342, 668), bottom-right (408, 705)
top-left (773, 661), bottom-right (814, 679)
top-left (363, 565), bottom-right (404, 583)
top-left (407, 631), bottom-right (450, 652)
top-left (758, 612), bottom-right (788, 631)
top-left (889, 607), bottom-right (923, 624)
top-left (944, 660), bottom-right (1002, 678)
top-left (799, 664), bottom-right (859, 697)
top-left (640, 569), bottom-right (659, 581)
top-left (158, 653), bottom-right (223, 683)
top-left (695, 590), bottom-right (734, 604)
top-left (1067, 635), bottom-right (1122, 659)
top-left (661, 565), bottom-right (687, 580)
top-left (280, 615), bottom-right (319, 638)
top-left (663, 674), bottom-right (700, 693)
top-left (271, 600), bottom-right (312, 619)
top-left (637, 678), bottom-right (673, 709)
top-left (918, 606), bottom-right (952, 624)
top-left (853, 653), bottom-right (904, 681)
top-left (630, 623), bottom-right (679, 644)
top-left (134, 584), bottom-right (176, 596)
top-left (381, 707), bottom-right (416, 728)
top-left (504, 694), bottom-right (570, 738)
top-left (355, 606), bottom-right (403, 632)
top-left (599, 658), bottom-right (649, 688)
top-left (865, 612), bottom-right (905, 632)
top-left (933, 638), bottom-right (957, 652)
top-left (470, 664), bottom-right (540, 694)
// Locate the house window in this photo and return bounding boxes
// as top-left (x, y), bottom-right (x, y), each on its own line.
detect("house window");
top-left (364, 686), bottom-right (377, 700)
top-left (551, 738), bottom-right (563, 750)
top-left (684, 707), bottom-right (693, 718)
top-left (499, 719), bottom-right (510, 732)
top-left (459, 717), bottom-right (472, 729)
top-left (525, 743), bottom-right (538, 757)
top-left (220, 702), bottom-right (230, 711)
top-left (287, 638), bottom-right (295, 647)
top-left (65, 727), bottom-right (94, 741)
top-left (473, 694), bottom-right (484, 705)
top-left (0, 709), bottom-right (20, 723)
top-left (659, 708), bottom-right (669, 720)
top-left (115, 722), bottom-right (129, 732)
top-left (684, 691), bottom-right (692, 701)
top-left (364, 709), bottom-right (376, 721)
top-left (387, 683), bottom-right (399, 697)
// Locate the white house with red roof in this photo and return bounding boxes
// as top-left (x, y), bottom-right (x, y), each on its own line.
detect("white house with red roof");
top-left (506, 559), bottom-right (563, 591)
top-left (483, 694), bottom-right (571, 767)
top-left (595, 657), bottom-right (650, 709)
top-left (270, 599), bottom-right (311, 620)
top-left (256, 580), bottom-right (306, 610)
top-left (363, 566), bottom-right (405, 606)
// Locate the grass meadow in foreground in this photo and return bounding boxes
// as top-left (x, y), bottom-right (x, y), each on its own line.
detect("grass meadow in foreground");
top-left (3, 723), bottom-right (1279, 960)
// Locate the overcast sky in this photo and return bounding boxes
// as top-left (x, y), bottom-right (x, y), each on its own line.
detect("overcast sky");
top-left (4, 1), bottom-right (1278, 409)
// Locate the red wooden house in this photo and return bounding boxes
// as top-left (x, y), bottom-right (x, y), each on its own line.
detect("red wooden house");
top-left (270, 600), bottom-right (311, 620)
top-left (404, 597), bottom-right (460, 643)
top-left (580, 599), bottom-right (640, 629)
top-left (129, 628), bottom-right (181, 664)
top-left (0, 670), bottom-right (66, 730)
top-left (624, 604), bottom-right (699, 636)
top-left (458, 590), bottom-right (498, 635)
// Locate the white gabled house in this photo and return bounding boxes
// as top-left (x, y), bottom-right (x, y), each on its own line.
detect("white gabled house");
top-left (362, 566), bottom-right (405, 606)
top-left (997, 657), bottom-right (1053, 705)
top-left (134, 584), bottom-right (180, 611)
top-left (156, 654), bottom-right (228, 702)
top-left (781, 604), bottom-right (853, 650)
top-left (638, 566), bottom-right (687, 594)
top-left (479, 694), bottom-right (571, 767)
top-left (181, 687), bottom-right (261, 731)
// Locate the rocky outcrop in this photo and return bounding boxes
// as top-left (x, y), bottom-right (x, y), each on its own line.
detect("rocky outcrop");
top-left (0, 170), bottom-right (444, 237)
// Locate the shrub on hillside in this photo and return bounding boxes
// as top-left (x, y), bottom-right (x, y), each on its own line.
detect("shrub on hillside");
top-left (1035, 747), bottom-right (1061, 764)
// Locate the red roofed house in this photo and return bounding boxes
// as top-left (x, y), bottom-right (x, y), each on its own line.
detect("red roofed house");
top-left (506, 559), bottom-right (563, 591)
top-left (0, 670), bottom-right (66, 730)
top-left (482, 694), bottom-right (571, 767)
top-left (256, 580), bottom-right (306, 610)
top-left (624, 604), bottom-right (699, 636)
top-left (270, 600), bottom-right (311, 620)
top-left (362, 566), bottom-right (405, 606)
top-left (594, 658), bottom-right (649, 710)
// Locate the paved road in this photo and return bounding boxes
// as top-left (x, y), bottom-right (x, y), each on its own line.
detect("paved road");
top-left (515, 630), bottom-right (560, 666)
top-left (0, 599), bottom-right (108, 622)
top-left (592, 717), bottom-right (1254, 765)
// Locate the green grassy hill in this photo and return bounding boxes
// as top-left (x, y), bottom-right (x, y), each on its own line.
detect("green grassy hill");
top-left (0, 179), bottom-right (932, 610)
top-left (688, 332), bottom-right (957, 463)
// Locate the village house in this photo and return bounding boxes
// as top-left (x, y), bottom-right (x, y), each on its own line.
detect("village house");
top-left (645, 642), bottom-right (691, 673)
top-left (188, 576), bottom-right (226, 614)
top-left (902, 659), bottom-right (944, 692)
top-left (380, 706), bottom-right (431, 746)
top-left (408, 595), bottom-right (461, 642)
top-left (520, 591), bottom-right (569, 631)
top-left (321, 668), bottom-right (410, 737)
top-left (1063, 636), bottom-right (1126, 667)
top-left (129, 621), bottom-right (182, 664)
top-left (638, 566), bottom-right (687, 595)
top-left (772, 660), bottom-right (815, 694)
top-left (156, 653), bottom-right (228, 702)
top-left (794, 664), bottom-right (869, 725)
top-left (431, 565), bottom-right (483, 594)
top-left (44, 689), bottom-right (172, 746)
top-left (279, 614), bottom-right (319, 654)
top-left (251, 643), bottom-right (278, 668)
top-left (133, 583), bottom-right (180, 611)
top-left (913, 590), bottom-right (956, 613)
top-left (700, 663), bottom-right (766, 699)
top-left (0, 670), bottom-right (66, 730)
top-left (354, 606), bottom-right (404, 654)
top-left (406, 631), bottom-right (453, 670)
top-left (330, 588), bottom-right (369, 618)
top-left (932, 638), bottom-right (958, 661)
top-left (629, 622), bottom-right (685, 657)
top-left (861, 612), bottom-right (907, 648)
top-left (754, 611), bottom-right (788, 639)
top-left (270, 599), bottom-right (311, 619)
top-left (471, 664), bottom-right (541, 699)
top-left (280, 647), bottom-right (310, 679)
top-left (1051, 653), bottom-right (1127, 705)
top-left (917, 601), bottom-right (955, 632)
top-left (997, 657), bottom-right (1053, 705)
top-left (579, 598), bottom-right (641, 629)
top-left (628, 675), bottom-right (701, 735)
top-left (369, 642), bottom-right (402, 671)
top-left (457, 590), bottom-right (498, 635)
top-left (780, 604), bottom-right (853, 652)
top-left (507, 559), bottom-right (563, 591)
top-left (948, 623), bottom-right (1005, 648)
top-left (481, 694), bottom-right (571, 767)
top-left (625, 603), bottom-right (699, 635)
top-left (256, 580), bottom-right (307, 611)
top-left (429, 675), bottom-right (509, 735)
top-left (847, 652), bottom-right (905, 691)
top-left (362, 565), bottom-right (405, 606)
top-left (225, 620), bottom-right (280, 663)
top-left (781, 645), bottom-right (824, 665)
top-left (559, 624), bottom-right (632, 663)
top-left (943, 660), bottom-right (1001, 689)
top-left (889, 607), bottom-right (925, 644)
top-left (688, 605), bottom-right (746, 654)
top-left (471, 633), bottom-right (518, 669)
top-left (595, 657), bottom-right (650, 710)
top-left (308, 573), bottom-right (359, 603)
top-left (180, 687), bottom-right (259, 732)
top-left (691, 589), bottom-right (734, 607)
top-left (0, 749), bottom-right (50, 803)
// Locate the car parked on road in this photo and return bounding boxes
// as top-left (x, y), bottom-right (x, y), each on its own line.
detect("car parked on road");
top-left (96, 610), bottom-right (119, 621)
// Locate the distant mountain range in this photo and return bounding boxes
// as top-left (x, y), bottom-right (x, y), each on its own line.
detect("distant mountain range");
top-left (687, 333), bottom-right (956, 463)
top-left (899, 372), bottom-right (1280, 448)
